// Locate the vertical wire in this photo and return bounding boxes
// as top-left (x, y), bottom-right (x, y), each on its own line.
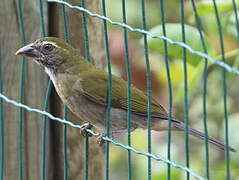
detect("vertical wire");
top-left (38, 0), bottom-right (50, 179)
top-left (179, 1), bottom-right (190, 180)
top-left (17, 0), bottom-right (26, 179)
top-left (62, 3), bottom-right (69, 42)
top-left (190, 0), bottom-right (210, 179)
top-left (81, 0), bottom-right (90, 179)
top-left (121, 0), bottom-right (132, 179)
top-left (39, 0), bottom-right (46, 37)
top-left (232, 0), bottom-right (239, 45)
top-left (101, 1), bottom-right (112, 180)
top-left (63, 107), bottom-right (68, 180)
top-left (41, 82), bottom-right (52, 180)
top-left (159, 1), bottom-right (173, 179)
top-left (81, 0), bottom-right (91, 62)
top-left (0, 44), bottom-right (4, 180)
top-left (84, 136), bottom-right (89, 180)
top-left (141, 0), bottom-right (151, 179)
top-left (61, 3), bottom-right (69, 180)
top-left (212, 1), bottom-right (230, 179)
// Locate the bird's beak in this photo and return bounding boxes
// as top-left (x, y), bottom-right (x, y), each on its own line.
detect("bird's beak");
top-left (16, 43), bottom-right (40, 58)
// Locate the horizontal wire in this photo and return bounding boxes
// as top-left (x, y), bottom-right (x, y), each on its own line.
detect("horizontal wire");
top-left (47, 0), bottom-right (239, 76)
top-left (0, 92), bottom-right (205, 180)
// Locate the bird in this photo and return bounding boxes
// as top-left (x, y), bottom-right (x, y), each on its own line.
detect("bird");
top-left (16, 37), bottom-right (236, 152)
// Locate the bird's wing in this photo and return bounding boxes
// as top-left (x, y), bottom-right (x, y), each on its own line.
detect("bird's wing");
top-left (76, 70), bottom-right (169, 118)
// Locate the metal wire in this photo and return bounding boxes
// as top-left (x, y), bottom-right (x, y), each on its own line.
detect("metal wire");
top-left (11, 1), bottom-right (238, 180)
top-left (17, 0), bottom-right (26, 179)
top-left (0, 44), bottom-right (4, 180)
top-left (232, 0), bottom-right (239, 45)
top-left (121, 0), bottom-right (132, 179)
top-left (140, 0), bottom-right (152, 179)
top-left (61, 2), bottom-right (69, 180)
top-left (38, 1), bottom-right (50, 179)
top-left (0, 92), bottom-right (206, 180)
top-left (212, 1), bottom-right (230, 179)
top-left (159, 1), bottom-right (173, 179)
top-left (101, 1), bottom-right (112, 180)
top-left (48, 0), bottom-right (239, 76)
top-left (179, 1), bottom-right (190, 179)
top-left (81, 0), bottom-right (91, 62)
top-left (81, 0), bottom-right (91, 179)
top-left (190, 0), bottom-right (210, 179)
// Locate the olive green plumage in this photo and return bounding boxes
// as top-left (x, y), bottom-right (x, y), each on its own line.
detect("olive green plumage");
top-left (16, 37), bottom-right (236, 152)
top-left (80, 70), bottom-right (168, 117)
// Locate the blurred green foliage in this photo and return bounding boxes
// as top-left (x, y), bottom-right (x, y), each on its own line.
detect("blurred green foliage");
top-left (106, 0), bottom-right (239, 179)
top-left (141, 23), bottom-right (216, 66)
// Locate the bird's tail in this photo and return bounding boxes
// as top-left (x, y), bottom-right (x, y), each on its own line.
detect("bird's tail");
top-left (172, 121), bottom-right (236, 152)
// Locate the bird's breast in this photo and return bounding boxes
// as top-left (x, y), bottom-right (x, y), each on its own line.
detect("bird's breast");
top-left (50, 73), bottom-right (146, 132)
top-left (52, 74), bottom-right (106, 129)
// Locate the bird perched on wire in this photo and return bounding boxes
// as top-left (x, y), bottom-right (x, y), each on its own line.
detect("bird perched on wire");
top-left (16, 37), bottom-right (235, 152)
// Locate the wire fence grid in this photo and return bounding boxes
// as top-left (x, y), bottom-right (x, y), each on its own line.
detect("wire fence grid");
top-left (0, 0), bottom-right (239, 180)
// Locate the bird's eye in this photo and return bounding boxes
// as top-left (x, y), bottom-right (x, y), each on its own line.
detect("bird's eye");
top-left (42, 43), bottom-right (54, 52)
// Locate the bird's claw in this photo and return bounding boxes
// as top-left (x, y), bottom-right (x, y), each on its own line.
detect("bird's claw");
top-left (80, 123), bottom-right (93, 137)
top-left (96, 133), bottom-right (106, 146)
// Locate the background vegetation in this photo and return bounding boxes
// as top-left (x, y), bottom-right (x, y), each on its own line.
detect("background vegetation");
top-left (105, 0), bottom-right (239, 179)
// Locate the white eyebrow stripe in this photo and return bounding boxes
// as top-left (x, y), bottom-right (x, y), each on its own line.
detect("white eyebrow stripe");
top-left (42, 41), bottom-right (59, 48)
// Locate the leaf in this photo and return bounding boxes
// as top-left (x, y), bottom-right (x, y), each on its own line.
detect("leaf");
top-left (223, 11), bottom-right (239, 39)
top-left (143, 23), bottom-right (216, 66)
top-left (174, 60), bottom-right (205, 104)
top-left (106, 0), bottom-right (160, 29)
top-left (197, 0), bottom-right (236, 16)
top-left (157, 60), bottom-right (196, 88)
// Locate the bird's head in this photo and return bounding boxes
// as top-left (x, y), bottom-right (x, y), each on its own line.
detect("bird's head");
top-left (16, 37), bottom-right (78, 71)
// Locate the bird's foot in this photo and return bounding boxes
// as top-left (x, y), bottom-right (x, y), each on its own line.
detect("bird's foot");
top-left (80, 122), bottom-right (93, 137)
top-left (96, 133), bottom-right (106, 146)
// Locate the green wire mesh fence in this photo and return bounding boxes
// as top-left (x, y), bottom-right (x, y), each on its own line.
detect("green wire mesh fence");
top-left (1, 0), bottom-right (239, 180)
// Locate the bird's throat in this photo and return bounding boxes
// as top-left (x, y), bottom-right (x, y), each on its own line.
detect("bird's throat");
top-left (45, 67), bottom-right (57, 86)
